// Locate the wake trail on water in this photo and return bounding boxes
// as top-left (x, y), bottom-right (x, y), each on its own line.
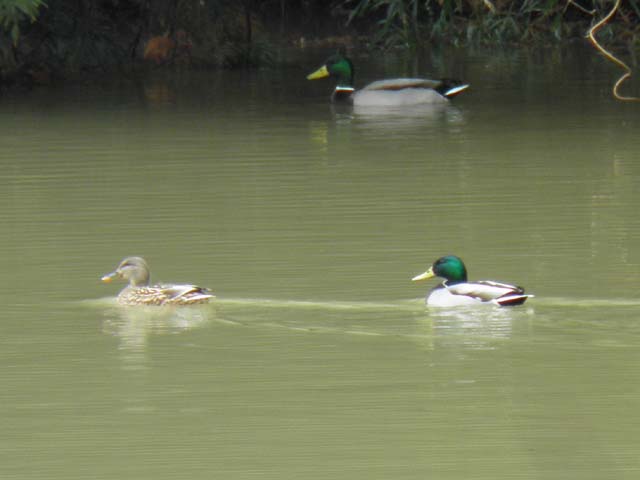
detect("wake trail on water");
top-left (82, 295), bottom-right (640, 311)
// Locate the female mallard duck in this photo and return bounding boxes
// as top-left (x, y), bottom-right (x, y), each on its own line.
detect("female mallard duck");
top-left (101, 257), bottom-right (214, 306)
top-left (307, 54), bottom-right (469, 106)
top-left (412, 255), bottom-right (532, 307)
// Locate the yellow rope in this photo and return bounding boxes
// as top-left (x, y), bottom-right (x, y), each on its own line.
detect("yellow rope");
top-left (584, 0), bottom-right (639, 102)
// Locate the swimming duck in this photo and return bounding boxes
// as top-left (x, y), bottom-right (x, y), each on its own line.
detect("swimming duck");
top-left (101, 256), bottom-right (214, 306)
top-left (307, 54), bottom-right (469, 106)
top-left (412, 255), bottom-right (532, 307)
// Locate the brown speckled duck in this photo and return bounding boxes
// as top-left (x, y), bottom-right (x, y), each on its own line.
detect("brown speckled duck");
top-left (101, 257), bottom-right (214, 306)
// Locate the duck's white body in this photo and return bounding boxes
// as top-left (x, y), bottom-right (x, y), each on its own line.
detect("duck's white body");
top-left (354, 86), bottom-right (449, 106)
top-left (427, 281), bottom-right (533, 307)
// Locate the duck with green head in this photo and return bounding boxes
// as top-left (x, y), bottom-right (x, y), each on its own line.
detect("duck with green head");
top-left (412, 255), bottom-right (532, 307)
top-left (101, 256), bottom-right (214, 306)
top-left (307, 54), bottom-right (469, 106)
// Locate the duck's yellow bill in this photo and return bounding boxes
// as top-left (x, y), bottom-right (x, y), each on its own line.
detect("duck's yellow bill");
top-left (411, 267), bottom-right (435, 282)
top-left (307, 65), bottom-right (329, 80)
top-left (101, 272), bottom-right (116, 283)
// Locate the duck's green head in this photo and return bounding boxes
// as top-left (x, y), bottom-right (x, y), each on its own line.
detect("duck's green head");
top-left (101, 256), bottom-right (151, 287)
top-left (412, 255), bottom-right (468, 285)
top-left (307, 54), bottom-right (354, 88)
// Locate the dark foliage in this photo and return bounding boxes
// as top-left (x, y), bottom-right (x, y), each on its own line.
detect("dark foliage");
top-left (0, 0), bottom-right (638, 88)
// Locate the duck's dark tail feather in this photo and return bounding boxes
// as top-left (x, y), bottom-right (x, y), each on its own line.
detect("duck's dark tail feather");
top-left (493, 294), bottom-right (534, 307)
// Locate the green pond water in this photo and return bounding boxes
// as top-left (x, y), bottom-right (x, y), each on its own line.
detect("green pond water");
top-left (1, 46), bottom-right (640, 479)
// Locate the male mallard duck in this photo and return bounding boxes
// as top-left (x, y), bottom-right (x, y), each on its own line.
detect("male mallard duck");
top-left (412, 255), bottom-right (532, 307)
top-left (307, 54), bottom-right (469, 106)
top-left (101, 257), bottom-right (214, 306)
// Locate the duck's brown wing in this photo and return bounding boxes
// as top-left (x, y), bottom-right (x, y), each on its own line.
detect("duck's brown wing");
top-left (446, 281), bottom-right (525, 302)
top-left (162, 284), bottom-right (215, 305)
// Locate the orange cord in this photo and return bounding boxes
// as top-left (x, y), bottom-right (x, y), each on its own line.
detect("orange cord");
top-left (585, 0), bottom-right (639, 102)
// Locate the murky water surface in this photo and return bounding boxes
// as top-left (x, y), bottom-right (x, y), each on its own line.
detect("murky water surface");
top-left (2, 46), bottom-right (640, 479)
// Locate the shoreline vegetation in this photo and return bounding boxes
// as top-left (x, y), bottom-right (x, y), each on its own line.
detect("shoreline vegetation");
top-left (1, 0), bottom-right (638, 91)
